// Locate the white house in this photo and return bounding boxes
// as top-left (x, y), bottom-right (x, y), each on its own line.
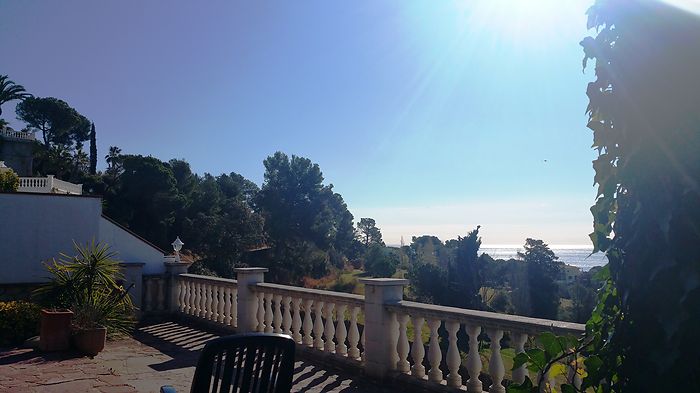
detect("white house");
top-left (0, 192), bottom-right (172, 307)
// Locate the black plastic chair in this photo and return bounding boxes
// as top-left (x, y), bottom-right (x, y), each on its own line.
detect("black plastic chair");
top-left (161, 333), bottom-right (296, 393)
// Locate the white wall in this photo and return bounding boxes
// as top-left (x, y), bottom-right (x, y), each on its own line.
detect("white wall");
top-left (99, 217), bottom-right (164, 275)
top-left (0, 193), bottom-right (165, 284)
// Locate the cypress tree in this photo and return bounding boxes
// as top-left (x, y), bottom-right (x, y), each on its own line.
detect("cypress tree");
top-left (89, 122), bottom-right (97, 174)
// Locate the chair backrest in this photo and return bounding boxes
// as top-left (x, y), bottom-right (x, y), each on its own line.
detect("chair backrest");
top-left (190, 333), bottom-right (296, 393)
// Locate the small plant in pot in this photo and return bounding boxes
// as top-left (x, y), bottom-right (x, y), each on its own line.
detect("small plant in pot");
top-left (35, 241), bottom-right (136, 355)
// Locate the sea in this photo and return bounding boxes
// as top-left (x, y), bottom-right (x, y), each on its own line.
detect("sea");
top-left (479, 246), bottom-right (607, 272)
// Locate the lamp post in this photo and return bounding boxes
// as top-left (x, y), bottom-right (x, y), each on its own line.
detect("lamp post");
top-left (172, 236), bottom-right (184, 262)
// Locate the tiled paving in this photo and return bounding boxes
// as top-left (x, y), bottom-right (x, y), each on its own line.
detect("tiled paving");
top-left (0, 320), bottom-right (388, 393)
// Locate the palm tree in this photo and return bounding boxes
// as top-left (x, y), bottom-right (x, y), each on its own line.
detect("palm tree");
top-left (0, 75), bottom-right (31, 117)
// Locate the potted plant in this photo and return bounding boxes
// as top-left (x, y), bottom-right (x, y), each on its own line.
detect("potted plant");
top-left (35, 258), bottom-right (79, 351)
top-left (35, 241), bottom-right (136, 355)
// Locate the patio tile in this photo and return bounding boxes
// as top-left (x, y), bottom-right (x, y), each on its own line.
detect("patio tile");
top-left (0, 319), bottom-right (391, 393)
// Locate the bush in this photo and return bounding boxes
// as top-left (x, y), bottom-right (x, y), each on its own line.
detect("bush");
top-left (0, 301), bottom-right (40, 346)
top-left (365, 244), bottom-right (398, 277)
top-left (0, 169), bottom-right (19, 192)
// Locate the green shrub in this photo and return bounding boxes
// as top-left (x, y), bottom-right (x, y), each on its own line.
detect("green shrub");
top-left (0, 170), bottom-right (19, 192)
top-left (0, 301), bottom-right (40, 346)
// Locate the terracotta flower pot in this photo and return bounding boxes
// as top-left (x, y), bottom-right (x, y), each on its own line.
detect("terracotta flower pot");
top-left (72, 327), bottom-right (107, 356)
top-left (39, 309), bottom-right (73, 351)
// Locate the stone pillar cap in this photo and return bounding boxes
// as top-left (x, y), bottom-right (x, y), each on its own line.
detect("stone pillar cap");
top-left (358, 278), bottom-right (409, 286)
top-left (234, 267), bottom-right (269, 273)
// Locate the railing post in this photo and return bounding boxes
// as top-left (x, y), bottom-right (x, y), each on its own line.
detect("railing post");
top-left (359, 278), bottom-right (408, 380)
top-left (234, 267), bottom-right (268, 333)
top-left (164, 258), bottom-right (191, 312)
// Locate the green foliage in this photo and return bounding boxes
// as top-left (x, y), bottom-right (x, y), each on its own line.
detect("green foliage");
top-left (103, 155), bottom-right (182, 249)
top-left (364, 244), bottom-right (399, 277)
top-left (89, 122), bottom-right (97, 175)
top-left (0, 301), bottom-right (40, 346)
top-left (0, 74), bottom-right (31, 117)
top-left (513, 1), bottom-right (700, 392)
top-left (34, 241), bottom-right (135, 336)
top-left (508, 332), bottom-right (584, 393)
top-left (255, 151), bottom-right (355, 282)
top-left (408, 227), bottom-right (484, 309)
top-left (356, 218), bottom-right (384, 248)
top-left (0, 169), bottom-right (19, 192)
top-left (16, 96), bottom-right (90, 148)
top-left (518, 239), bottom-right (561, 319)
top-left (580, 1), bottom-right (700, 391)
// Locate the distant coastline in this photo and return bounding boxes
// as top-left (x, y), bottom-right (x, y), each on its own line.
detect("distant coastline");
top-left (387, 244), bottom-right (607, 271)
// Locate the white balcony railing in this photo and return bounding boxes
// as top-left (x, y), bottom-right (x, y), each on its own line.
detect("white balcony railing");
top-left (172, 268), bottom-right (586, 392)
top-left (18, 175), bottom-right (83, 195)
top-left (0, 128), bottom-right (36, 141)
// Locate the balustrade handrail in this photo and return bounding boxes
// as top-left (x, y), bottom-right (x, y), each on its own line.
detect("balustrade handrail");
top-left (179, 273), bottom-right (238, 286)
top-left (252, 282), bottom-right (365, 307)
top-left (0, 128), bottom-right (35, 140)
top-left (387, 300), bottom-right (585, 336)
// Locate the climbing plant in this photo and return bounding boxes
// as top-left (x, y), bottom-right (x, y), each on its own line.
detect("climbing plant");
top-left (510, 1), bottom-right (700, 391)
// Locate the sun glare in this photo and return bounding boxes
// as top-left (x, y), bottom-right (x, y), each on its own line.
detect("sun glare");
top-left (452, 0), bottom-right (589, 47)
top-left (662, 0), bottom-right (700, 14)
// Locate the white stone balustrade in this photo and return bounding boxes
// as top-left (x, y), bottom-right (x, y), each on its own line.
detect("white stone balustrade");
top-left (386, 301), bottom-right (584, 392)
top-left (177, 274), bottom-right (238, 328)
top-left (171, 269), bottom-right (586, 392)
top-left (250, 282), bottom-right (366, 363)
top-left (18, 175), bottom-right (82, 195)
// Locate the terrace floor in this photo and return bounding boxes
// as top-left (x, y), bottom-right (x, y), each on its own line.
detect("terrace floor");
top-left (0, 320), bottom-right (389, 393)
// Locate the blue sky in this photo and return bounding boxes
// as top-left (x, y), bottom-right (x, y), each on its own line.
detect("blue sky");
top-left (0, 0), bottom-right (598, 246)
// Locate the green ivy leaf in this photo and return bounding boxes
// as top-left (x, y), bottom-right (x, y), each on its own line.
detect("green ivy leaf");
top-left (512, 352), bottom-right (530, 371)
top-left (506, 376), bottom-right (535, 393)
top-left (526, 349), bottom-right (547, 372)
top-left (561, 384), bottom-right (577, 393)
top-left (540, 332), bottom-right (561, 360)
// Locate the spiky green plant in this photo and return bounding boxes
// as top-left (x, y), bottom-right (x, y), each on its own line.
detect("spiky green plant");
top-left (35, 241), bottom-right (136, 337)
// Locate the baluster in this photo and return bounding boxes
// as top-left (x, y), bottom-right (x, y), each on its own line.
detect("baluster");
top-left (187, 281), bottom-right (194, 315)
top-left (191, 281), bottom-right (198, 317)
top-left (411, 316), bottom-right (426, 378)
top-left (176, 280), bottom-right (183, 312)
top-left (323, 302), bottom-right (335, 352)
top-left (348, 306), bottom-right (361, 360)
top-left (390, 312), bottom-right (399, 370)
top-left (512, 332), bottom-right (528, 384)
top-left (303, 299), bottom-right (314, 346)
top-left (282, 296), bottom-right (292, 335)
top-left (446, 321), bottom-right (462, 387)
top-left (206, 283), bottom-right (214, 320)
top-left (231, 287), bottom-right (238, 327)
top-left (224, 286), bottom-right (232, 326)
top-left (291, 298), bottom-right (302, 342)
top-left (183, 280), bottom-right (191, 314)
top-left (466, 325), bottom-right (483, 393)
top-left (264, 293), bottom-right (274, 333)
top-left (273, 295), bottom-right (283, 333)
top-left (257, 292), bottom-right (265, 332)
top-left (197, 282), bottom-right (204, 318)
top-left (335, 304), bottom-right (348, 356)
top-left (217, 286), bottom-right (225, 323)
top-left (427, 319), bottom-right (443, 382)
top-left (487, 328), bottom-right (505, 393)
top-left (210, 285), bottom-right (218, 321)
top-left (361, 326), bottom-right (365, 354)
top-left (313, 301), bottom-right (325, 350)
top-left (396, 313), bottom-right (410, 373)
top-left (198, 282), bottom-right (206, 318)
